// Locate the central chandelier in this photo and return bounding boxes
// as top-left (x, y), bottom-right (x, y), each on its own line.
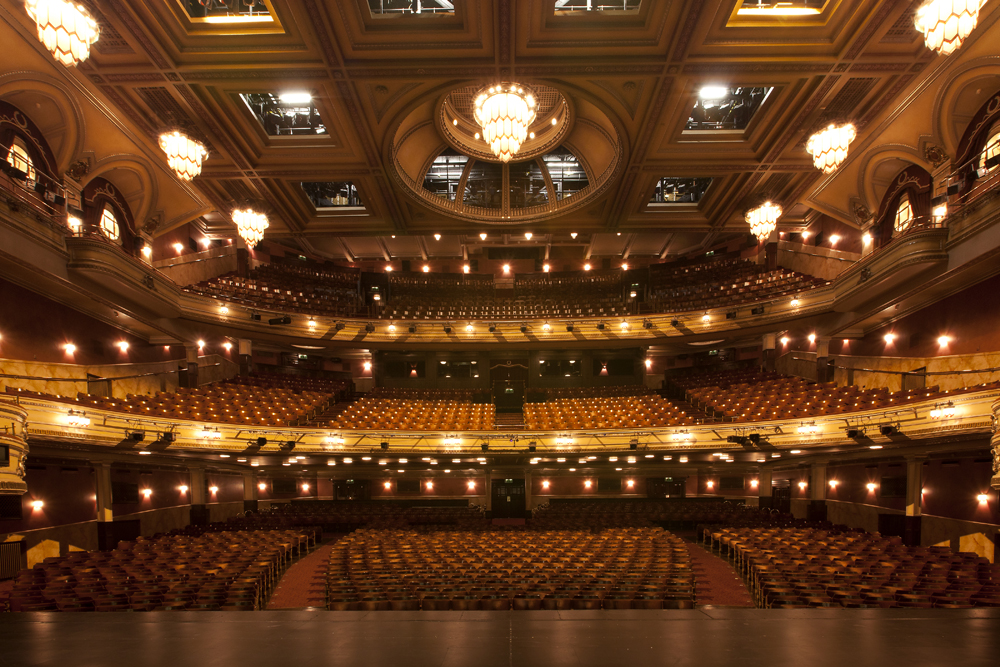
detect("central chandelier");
top-left (914, 0), bottom-right (986, 55)
top-left (473, 84), bottom-right (537, 162)
top-left (746, 201), bottom-right (782, 243)
top-left (159, 131), bottom-right (207, 181)
top-left (806, 122), bottom-right (857, 174)
top-left (232, 208), bottom-right (268, 247)
top-left (25, 0), bottom-right (100, 67)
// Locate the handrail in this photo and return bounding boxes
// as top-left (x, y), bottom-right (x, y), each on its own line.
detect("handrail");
top-left (0, 362), bottom-right (224, 384)
top-left (791, 356), bottom-right (1000, 378)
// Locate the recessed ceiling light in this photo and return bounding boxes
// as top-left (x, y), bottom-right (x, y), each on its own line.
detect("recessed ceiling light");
top-left (279, 92), bottom-right (312, 104)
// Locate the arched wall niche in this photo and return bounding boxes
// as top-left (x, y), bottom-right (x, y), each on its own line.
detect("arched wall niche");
top-left (0, 73), bottom-right (85, 173)
top-left (81, 157), bottom-right (158, 226)
top-left (0, 100), bottom-right (58, 179)
top-left (82, 176), bottom-right (137, 251)
top-left (873, 164), bottom-right (932, 248)
top-left (856, 144), bottom-right (931, 217)
top-left (931, 57), bottom-right (1000, 159)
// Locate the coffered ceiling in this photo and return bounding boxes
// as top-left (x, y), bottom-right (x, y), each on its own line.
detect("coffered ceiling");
top-left (2, 0), bottom-right (977, 263)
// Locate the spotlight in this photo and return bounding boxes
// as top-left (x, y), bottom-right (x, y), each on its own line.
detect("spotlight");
top-left (408, 325), bottom-right (417, 333)
top-left (160, 432), bottom-right (175, 443)
top-left (257, 437), bottom-right (267, 447)
top-left (629, 438), bottom-right (638, 450)
top-left (670, 319), bottom-right (679, 327)
top-left (481, 443), bottom-right (489, 452)
top-left (268, 316), bottom-right (292, 325)
top-left (527, 441), bottom-right (536, 453)
top-left (879, 425), bottom-right (898, 437)
top-left (444, 325), bottom-right (452, 334)
top-left (566, 323), bottom-right (574, 332)
top-left (596, 322), bottom-right (606, 331)
top-left (335, 322), bottom-right (345, 331)
top-left (365, 323), bottom-right (375, 333)
top-left (846, 428), bottom-right (861, 439)
top-left (520, 324), bottom-right (528, 333)
top-left (381, 441), bottom-right (389, 451)
top-left (128, 431), bottom-right (145, 442)
top-left (489, 324), bottom-right (497, 333)
top-left (643, 320), bottom-right (653, 329)
top-left (280, 440), bottom-right (296, 452)
top-left (250, 313), bottom-right (261, 321)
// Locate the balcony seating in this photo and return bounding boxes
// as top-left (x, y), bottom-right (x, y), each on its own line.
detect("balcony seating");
top-left (524, 386), bottom-right (696, 430)
top-left (65, 374), bottom-right (348, 427)
top-left (530, 500), bottom-right (793, 531)
top-left (325, 527), bottom-right (696, 611)
top-left (226, 502), bottom-right (489, 532)
top-left (379, 270), bottom-right (630, 320)
top-left (708, 526), bottom-right (1000, 609)
top-left (185, 261), bottom-right (362, 318)
top-left (329, 388), bottom-right (495, 431)
top-left (645, 258), bottom-right (826, 314)
top-left (671, 368), bottom-right (1000, 422)
top-left (4, 528), bottom-right (312, 612)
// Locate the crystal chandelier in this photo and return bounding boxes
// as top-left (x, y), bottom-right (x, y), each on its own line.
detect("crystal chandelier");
top-left (806, 123), bottom-right (857, 174)
top-left (232, 208), bottom-right (268, 247)
top-left (159, 131), bottom-right (207, 181)
top-left (473, 84), bottom-right (537, 162)
top-left (914, 0), bottom-right (986, 55)
top-left (24, 0), bottom-right (100, 67)
top-left (746, 201), bottom-right (782, 243)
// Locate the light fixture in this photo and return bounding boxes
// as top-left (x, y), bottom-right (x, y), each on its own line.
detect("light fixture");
top-left (363, 361), bottom-right (372, 371)
top-left (829, 480), bottom-right (839, 488)
top-left (426, 481), bottom-right (434, 491)
top-left (179, 485), bottom-right (189, 493)
top-left (829, 234), bottom-right (841, 245)
top-left (209, 486), bottom-right (219, 494)
top-left (867, 482), bottom-right (877, 492)
top-left (63, 343), bottom-right (76, 354)
top-left (780, 336), bottom-right (790, 345)
top-left (702, 313), bottom-right (710, 322)
top-left (620, 321), bottom-right (629, 331)
top-left (937, 335), bottom-right (951, 346)
top-left (543, 264), bottom-right (550, 272)
top-left (67, 410), bottom-right (90, 427)
top-left (583, 263), bottom-right (592, 271)
top-left (525, 232), bottom-right (533, 240)
top-left (117, 341), bottom-right (129, 352)
top-left (383, 481), bottom-right (392, 490)
top-left (467, 480), bottom-right (476, 490)
top-left (798, 481), bottom-right (807, 490)
top-left (626, 479), bottom-right (635, 488)
top-left (142, 488), bottom-right (152, 498)
top-left (173, 243), bottom-right (184, 253)
top-left (480, 233), bottom-right (487, 240)
top-left (808, 333), bottom-right (816, 343)
top-left (791, 298), bottom-right (800, 307)
top-left (542, 322), bottom-right (551, 332)
top-left (884, 333), bottom-right (896, 344)
top-left (301, 483), bottom-right (310, 492)
top-left (915, 0), bottom-right (987, 55)
top-left (466, 324), bottom-right (474, 333)
top-left (584, 480), bottom-right (592, 489)
top-left (503, 264), bottom-right (510, 273)
top-left (463, 264), bottom-right (470, 274)
top-left (31, 500), bottom-right (44, 510)
top-left (159, 130), bottom-right (207, 181)
top-left (279, 92), bottom-right (312, 104)
top-left (473, 83), bottom-right (537, 162)
top-left (699, 86), bottom-right (728, 100)
top-left (197, 339), bottom-right (205, 349)
top-left (805, 123), bottom-right (857, 174)
top-left (24, 0), bottom-right (100, 67)
top-left (141, 245), bottom-right (152, 258)
top-left (542, 480), bottom-right (550, 489)
top-left (863, 232), bottom-right (872, 245)
top-left (750, 479), bottom-right (759, 489)
top-left (706, 480), bottom-right (715, 489)
top-left (434, 233), bottom-right (441, 240)
top-left (232, 208), bottom-right (268, 247)
top-left (222, 342), bottom-right (232, 352)
top-left (978, 493), bottom-right (990, 504)
top-left (746, 201), bottom-right (782, 242)
top-left (422, 265), bottom-right (430, 273)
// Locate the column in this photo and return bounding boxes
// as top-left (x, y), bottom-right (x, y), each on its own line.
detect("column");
top-left (243, 470), bottom-right (258, 513)
top-left (523, 470), bottom-right (532, 517)
top-left (94, 463), bottom-right (113, 523)
top-left (815, 337), bottom-right (832, 383)
top-left (761, 333), bottom-right (776, 373)
top-left (899, 457), bottom-right (925, 547)
top-left (179, 345), bottom-right (200, 389)
top-left (94, 462), bottom-right (116, 551)
top-left (189, 466), bottom-right (208, 526)
top-left (484, 472), bottom-right (492, 517)
top-left (992, 398), bottom-right (1000, 492)
top-left (757, 468), bottom-right (773, 509)
top-left (809, 461), bottom-right (828, 522)
top-left (238, 339), bottom-right (253, 377)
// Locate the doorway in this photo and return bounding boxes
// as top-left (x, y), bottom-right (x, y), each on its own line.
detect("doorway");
top-left (492, 478), bottom-right (526, 518)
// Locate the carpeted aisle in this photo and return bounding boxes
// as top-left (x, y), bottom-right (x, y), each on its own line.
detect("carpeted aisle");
top-left (266, 536), bottom-right (341, 610)
top-left (684, 540), bottom-right (756, 607)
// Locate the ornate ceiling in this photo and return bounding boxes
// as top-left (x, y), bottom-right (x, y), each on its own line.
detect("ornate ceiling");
top-left (4, 0), bottom-right (998, 264)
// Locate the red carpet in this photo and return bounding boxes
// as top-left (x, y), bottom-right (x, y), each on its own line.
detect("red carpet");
top-left (266, 535), bottom-right (341, 610)
top-left (685, 540), bottom-right (756, 608)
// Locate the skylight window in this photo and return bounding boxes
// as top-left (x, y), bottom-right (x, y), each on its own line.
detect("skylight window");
top-left (736, 0), bottom-right (823, 15)
top-left (555, 0), bottom-right (641, 12)
top-left (686, 87), bottom-right (772, 131)
top-left (240, 93), bottom-right (326, 136)
top-left (182, 0), bottom-right (274, 23)
top-left (423, 149), bottom-right (468, 201)
top-left (543, 147), bottom-right (588, 200)
top-left (650, 178), bottom-right (712, 204)
top-left (301, 182), bottom-right (363, 209)
top-left (368, 0), bottom-right (455, 15)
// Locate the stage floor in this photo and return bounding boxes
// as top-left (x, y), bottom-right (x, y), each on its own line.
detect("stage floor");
top-left (2, 608), bottom-right (999, 667)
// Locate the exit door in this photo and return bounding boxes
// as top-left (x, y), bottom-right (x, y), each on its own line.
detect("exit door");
top-left (492, 478), bottom-right (526, 518)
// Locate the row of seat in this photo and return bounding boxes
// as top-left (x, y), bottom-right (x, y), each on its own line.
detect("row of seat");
top-left (523, 395), bottom-right (697, 429)
top-left (1, 528), bottom-right (313, 613)
top-left (326, 527), bottom-right (697, 611)
top-left (707, 526), bottom-right (1000, 609)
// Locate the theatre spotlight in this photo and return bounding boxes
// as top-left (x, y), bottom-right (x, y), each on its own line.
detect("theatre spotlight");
top-left (365, 323), bottom-right (376, 333)
top-left (335, 322), bottom-right (345, 331)
top-left (489, 324), bottom-right (497, 333)
top-left (268, 315), bottom-right (292, 325)
top-left (443, 325), bottom-right (452, 334)
top-left (520, 324), bottom-right (528, 333)
top-left (257, 437), bottom-right (268, 447)
top-left (481, 443), bottom-right (489, 452)
top-left (566, 323), bottom-right (574, 332)
top-left (528, 441), bottom-right (536, 453)
top-left (846, 428), bottom-right (861, 439)
top-left (643, 320), bottom-right (653, 329)
top-left (128, 431), bottom-right (145, 442)
top-left (279, 440), bottom-right (296, 452)
top-left (629, 438), bottom-right (639, 450)
top-left (381, 441), bottom-right (389, 451)
top-left (596, 322), bottom-right (606, 331)
top-left (879, 424), bottom-right (898, 437)
top-left (408, 325), bottom-right (417, 333)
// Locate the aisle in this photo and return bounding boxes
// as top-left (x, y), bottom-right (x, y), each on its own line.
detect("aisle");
top-left (265, 536), bottom-right (340, 610)
top-left (685, 540), bottom-right (756, 608)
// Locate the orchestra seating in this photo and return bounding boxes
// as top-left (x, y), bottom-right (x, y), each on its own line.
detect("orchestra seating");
top-left (184, 260), bottom-right (362, 318)
top-left (328, 388), bottom-right (495, 430)
top-left (707, 526), bottom-right (1000, 609)
top-left (2, 528), bottom-right (313, 612)
top-left (670, 368), bottom-right (1000, 422)
top-left (524, 385), bottom-right (697, 429)
top-left (379, 270), bottom-right (630, 320)
top-left (325, 527), bottom-right (697, 611)
top-left (644, 258), bottom-right (825, 314)
top-left (42, 374), bottom-right (349, 427)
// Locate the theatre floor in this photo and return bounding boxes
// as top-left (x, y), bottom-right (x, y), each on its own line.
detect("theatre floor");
top-left (3, 609), bottom-right (1000, 667)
